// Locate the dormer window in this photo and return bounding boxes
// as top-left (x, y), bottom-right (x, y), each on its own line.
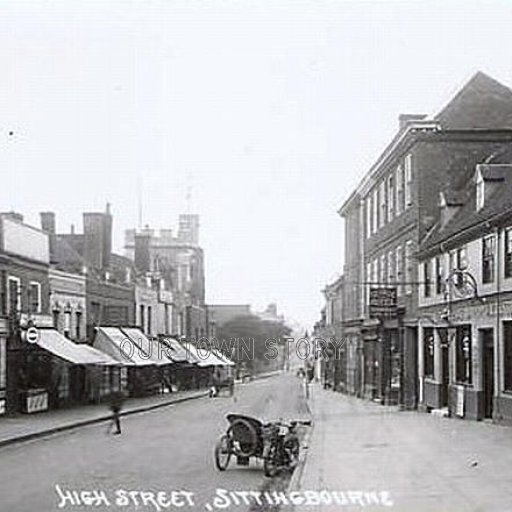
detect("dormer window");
top-left (476, 172), bottom-right (485, 210)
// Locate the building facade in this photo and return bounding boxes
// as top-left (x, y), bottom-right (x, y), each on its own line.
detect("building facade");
top-left (337, 72), bottom-right (512, 409)
top-left (0, 212), bottom-right (51, 413)
top-left (417, 162), bottom-right (512, 424)
top-left (125, 214), bottom-right (207, 340)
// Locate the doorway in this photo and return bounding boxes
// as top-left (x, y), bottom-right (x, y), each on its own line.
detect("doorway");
top-left (481, 329), bottom-right (494, 419)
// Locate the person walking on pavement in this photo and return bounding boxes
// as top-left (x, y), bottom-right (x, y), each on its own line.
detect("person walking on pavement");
top-left (108, 391), bottom-right (124, 435)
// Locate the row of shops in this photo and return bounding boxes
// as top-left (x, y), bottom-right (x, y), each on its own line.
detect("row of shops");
top-left (1, 320), bottom-right (233, 415)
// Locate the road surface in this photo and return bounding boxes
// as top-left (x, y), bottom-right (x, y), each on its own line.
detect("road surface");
top-left (0, 373), bottom-right (309, 512)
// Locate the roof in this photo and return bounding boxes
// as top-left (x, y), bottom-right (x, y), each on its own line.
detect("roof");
top-left (420, 165), bottom-right (512, 254)
top-left (339, 72), bottom-right (512, 211)
top-left (435, 72), bottom-right (512, 130)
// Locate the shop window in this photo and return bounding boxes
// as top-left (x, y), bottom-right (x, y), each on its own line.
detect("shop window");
top-left (423, 328), bottom-right (434, 378)
top-left (505, 228), bottom-right (512, 279)
top-left (455, 325), bottom-right (472, 384)
top-left (423, 260), bottom-right (432, 298)
top-left (504, 322), bottom-right (512, 391)
top-left (482, 235), bottom-right (495, 284)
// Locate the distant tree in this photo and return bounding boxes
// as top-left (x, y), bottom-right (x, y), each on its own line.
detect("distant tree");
top-left (216, 314), bottom-right (292, 373)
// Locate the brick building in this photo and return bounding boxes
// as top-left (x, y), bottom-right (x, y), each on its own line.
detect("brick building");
top-left (338, 72), bottom-right (512, 409)
top-left (125, 214), bottom-right (207, 340)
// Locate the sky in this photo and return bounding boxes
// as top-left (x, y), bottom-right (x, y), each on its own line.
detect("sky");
top-left (2, 0), bottom-right (512, 329)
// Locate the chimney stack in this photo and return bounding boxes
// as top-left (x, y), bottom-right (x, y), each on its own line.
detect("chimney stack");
top-left (399, 113), bottom-right (427, 131)
top-left (40, 212), bottom-right (56, 234)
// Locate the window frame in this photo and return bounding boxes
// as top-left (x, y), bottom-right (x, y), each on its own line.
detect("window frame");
top-left (28, 281), bottom-right (42, 314)
top-left (387, 172), bottom-right (394, 221)
top-left (423, 260), bottom-right (432, 298)
top-left (482, 235), bottom-right (495, 284)
top-left (7, 276), bottom-right (21, 314)
top-left (505, 228), bottom-right (512, 279)
top-left (396, 164), bottom-right (404, 215)
top-left (404, 153), bottom-right (413, 207)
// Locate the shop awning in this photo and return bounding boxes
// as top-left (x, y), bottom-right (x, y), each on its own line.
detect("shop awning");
top-left (185, 344), bottom-right (227, 367)
top-left (120, 328), bottom-right (172, 366)
top-left (159, 338), bottom-right (194, 364)
top-left (93, 327), bottom-right (155, 366)
top-left (36, 329), bottom-right (120, 365)
top-left (211, 348), bottom-right (236, 366)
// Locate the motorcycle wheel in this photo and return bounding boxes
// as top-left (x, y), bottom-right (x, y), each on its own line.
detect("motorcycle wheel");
top-left (287, 437), bottom-right (300, 467)
top-left (263, 444), bottom-right (279, 477)
top-left (214, 435), bottom-right (232, 471)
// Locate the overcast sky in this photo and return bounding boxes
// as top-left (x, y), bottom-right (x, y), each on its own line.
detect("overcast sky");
top-left (2, 1), bottom-right (512, 328)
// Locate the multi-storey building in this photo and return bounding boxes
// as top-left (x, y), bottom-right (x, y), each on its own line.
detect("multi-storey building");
top-left (125, 214), bottom-right (207, 340)
top-left (45, 207), bottom-right (136, 340)
top-left (417, 161), bottom-right (512, 424)
top-left (0, 212), bottom-right (51, 413)
top-left (339, 72), bottom-right (512, 409)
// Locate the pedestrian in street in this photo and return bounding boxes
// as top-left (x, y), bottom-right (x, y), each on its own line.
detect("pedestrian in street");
top-left (108, 391), bottom-right (124, 435)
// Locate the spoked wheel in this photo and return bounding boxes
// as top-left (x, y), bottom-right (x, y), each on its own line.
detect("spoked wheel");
top-left (287, 437), bottom-right (300, 468)
top-left (263, 443), bottom-right (279, 477)
top-left (214, 435), bottom-right (232, 471)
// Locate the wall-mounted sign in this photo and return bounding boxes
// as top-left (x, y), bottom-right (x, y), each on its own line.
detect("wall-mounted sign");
top-left (369, 287), bottom-right (397, 318)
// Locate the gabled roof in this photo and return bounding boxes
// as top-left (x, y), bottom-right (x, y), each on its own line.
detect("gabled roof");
top-left (419, 165), bottom-right (512, 254)
top-left (53, 236), bottom-right (85, 270)
top-left (435, 72), bottom-right (512, 130)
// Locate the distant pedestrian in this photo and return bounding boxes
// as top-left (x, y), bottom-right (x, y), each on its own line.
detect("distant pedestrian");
top-left (108, 391), bottom-right (124, 435)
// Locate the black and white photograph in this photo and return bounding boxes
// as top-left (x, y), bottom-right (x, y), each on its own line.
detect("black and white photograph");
top-left (2, 1), bottom-right (512, 511)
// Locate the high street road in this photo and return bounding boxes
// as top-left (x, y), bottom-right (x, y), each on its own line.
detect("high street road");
top-left (0, 373), bottom-right (309, 512)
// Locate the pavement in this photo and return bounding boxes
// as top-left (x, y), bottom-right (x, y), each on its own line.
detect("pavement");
top-left (0, 389), bottom-right (209, 448)
top-left (0, 369), bottom-right (283, 449)
top-left (0, 372), bottom-right (308, 512)
top-left (291, 382), bottom-right (512, 512)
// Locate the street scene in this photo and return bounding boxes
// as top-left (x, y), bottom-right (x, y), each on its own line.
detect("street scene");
top-left (4, 2), bottom-right (512, 512)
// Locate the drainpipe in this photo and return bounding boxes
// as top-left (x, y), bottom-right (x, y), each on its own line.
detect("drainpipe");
top-left (495, 226), bottom-right (502, 422)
